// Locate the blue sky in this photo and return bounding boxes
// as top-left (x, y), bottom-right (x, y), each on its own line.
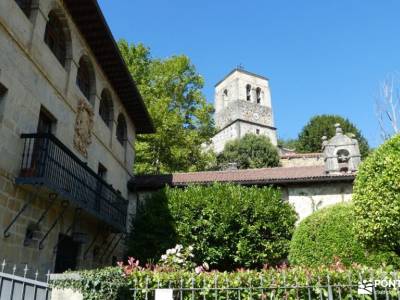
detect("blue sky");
top-left (98, 0), bottom-right (400, 147)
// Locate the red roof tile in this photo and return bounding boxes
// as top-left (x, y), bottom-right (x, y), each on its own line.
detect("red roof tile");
top-left (131, 166), bottom-right (355, 191)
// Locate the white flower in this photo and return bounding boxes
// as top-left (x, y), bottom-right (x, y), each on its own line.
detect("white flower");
top-left (175, 244), bottom-right (183, 251)
top-left (161, 255), bottom-right (167, 260)
top-left (188, 245), bottom-right (194, 251)
top-left (170, 248), bottom-right (177, 254)
top-left (166, 249), bottom-right (172, 255)
top-left (202, 262), bottom-right (209, 271)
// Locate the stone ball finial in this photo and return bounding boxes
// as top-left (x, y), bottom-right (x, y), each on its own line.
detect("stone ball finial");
top-left (335, 123), bottom-right (343, 135)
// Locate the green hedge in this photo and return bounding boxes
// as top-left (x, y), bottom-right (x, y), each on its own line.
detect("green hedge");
top-left (289, 203), bottom-right (400, 267)
top-left (52, 265), bottom-right (400, 300)
top-left (353, 134), bottom-right (400, 253)
top-left (128, 184), bottom-right (297, 270)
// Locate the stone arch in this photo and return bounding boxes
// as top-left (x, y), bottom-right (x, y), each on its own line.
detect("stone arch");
top-left (256, 87), bottom-right (262, 104)
top-left (99, 89), bottom-right (114, 128)
top-left (246, 84), bottom-right (251, 101)
top-left (76, 55), bottom-right (96, 105)
top-left (44, 8), bottom-right (72, 68)
top-left (116, 113), bottom-right (127, 146)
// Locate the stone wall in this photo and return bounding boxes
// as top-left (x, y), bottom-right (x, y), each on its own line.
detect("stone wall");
top-left (280, 154), bottom-right (324, 168)
top-left (0, 0), bottom-right (138, 272)
top-left (284, 182), bottom-right (353, 221)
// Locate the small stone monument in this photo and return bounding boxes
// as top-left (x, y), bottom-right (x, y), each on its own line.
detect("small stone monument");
top-left (322, 124), bottom-right (361, 174)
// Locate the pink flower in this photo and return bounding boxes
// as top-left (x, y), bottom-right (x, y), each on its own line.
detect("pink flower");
top-left (195, 266), bottom-right (204, 274)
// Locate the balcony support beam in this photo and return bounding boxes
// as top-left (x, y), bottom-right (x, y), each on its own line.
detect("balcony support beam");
top-left (39, 201), bottom-right (69, 250)
top-left (3, 185), bottom-right (40, 238)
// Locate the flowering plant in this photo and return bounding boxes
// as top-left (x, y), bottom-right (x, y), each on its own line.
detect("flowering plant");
top-left (117, 257), bottom-right (141, 277)
top-left (159, 244), bottom-right (195, 271)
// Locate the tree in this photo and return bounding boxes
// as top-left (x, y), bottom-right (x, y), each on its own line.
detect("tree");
top-left (118, 40), bottom-right (216, 174)
top-left (353, 134), bottom-right (400, 255)
top-left (217, 134), bottom-right (280, 169)
top-left (376, 73), bottom-right (400, 140)
top-left (289, 203), bottom-right (400, 267)
top-left (296, 115), bottom-right (370, 157)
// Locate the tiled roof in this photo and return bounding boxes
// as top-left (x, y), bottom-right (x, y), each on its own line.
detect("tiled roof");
top-left (130, 166), bottom-right (355, 191)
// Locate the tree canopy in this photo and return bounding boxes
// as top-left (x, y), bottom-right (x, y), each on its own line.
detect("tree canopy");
top-left (217, 134), bottom-right (280, 169)
top-left (118, 40), bottom-right (216, 174)
top-left (296, 115), bottom-right (370, 157)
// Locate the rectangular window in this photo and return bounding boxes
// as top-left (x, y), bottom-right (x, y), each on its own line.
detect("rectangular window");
top-left (15, 0), bottom-right (32, 18)
top-left (0, 83), bottom-right (8, 122)
top-left (37, 108), bottom-right (56, 134)
top-left (97, 163), bottom-right (107, 181)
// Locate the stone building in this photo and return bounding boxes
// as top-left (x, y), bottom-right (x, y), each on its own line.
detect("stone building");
top-left (131, 125), bottom-right (360, 221)
top-left (0, 0), bottom-right (153, 273)
top-left (210, 68), bottom-right (278, 153)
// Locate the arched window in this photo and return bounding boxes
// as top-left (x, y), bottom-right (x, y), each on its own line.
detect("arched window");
top-left (116, 114), bottom-right (127, 145)
top-left (246, 84), bottom-right (251, 101)
top-left (76, 57), bottom-right (95, 103)
top-left (256, 87), bottom-right (262, 104)
top-left (15, 0), bottom-right (32, 18)
top-left (99, 90), bottom-right (114, 128)
top-left (44, 11), bottom-right (67, 67)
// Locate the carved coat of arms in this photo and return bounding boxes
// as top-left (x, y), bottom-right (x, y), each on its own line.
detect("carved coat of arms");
top-left (73, 99), bottom-right (94, 157)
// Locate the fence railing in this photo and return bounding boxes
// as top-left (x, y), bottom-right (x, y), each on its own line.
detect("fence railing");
top-left (0, 259), bottom-right (51, 300)
top-left (16, 133), bottom-right (128, 233)
top-left (129, 277), bottom-right (400, 300)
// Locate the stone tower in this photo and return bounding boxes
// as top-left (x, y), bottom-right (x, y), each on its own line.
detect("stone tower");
top-left (211, 68), bottom-right (277, 153)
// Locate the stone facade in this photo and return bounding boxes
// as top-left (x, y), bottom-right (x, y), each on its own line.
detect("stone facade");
top-left (0, 0), bottom-right (149, 273)
top-left (283, 182), bottom-right (353, 222)
top-left (280, 153), bottom-right (324, 168)
top-left (211, 69), bottom-right (277, 153)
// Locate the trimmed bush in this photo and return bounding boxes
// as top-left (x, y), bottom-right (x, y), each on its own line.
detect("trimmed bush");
top-left (353, 134), bottom-right (400, 254)
top-left (128, 184), bottom-right (297, 270)
top-left (289, 203), bottom-right (400, 267)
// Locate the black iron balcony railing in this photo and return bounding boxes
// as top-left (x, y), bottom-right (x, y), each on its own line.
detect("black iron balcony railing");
top-left (16, 133), bottom-right (128, 233)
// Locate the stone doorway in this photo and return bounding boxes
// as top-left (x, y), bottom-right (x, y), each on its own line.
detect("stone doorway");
top-left (54, 234), bottom-right (80, 273)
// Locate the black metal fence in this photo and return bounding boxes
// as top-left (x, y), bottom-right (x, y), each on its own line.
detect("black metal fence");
top-left (17, 133), bottom-right (128, 233)
top-left (0, 259), bottom-right (51, 300)
top-left (129, 277), bottom-right (400, 300)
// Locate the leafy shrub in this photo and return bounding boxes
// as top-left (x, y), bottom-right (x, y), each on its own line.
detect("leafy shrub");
top-left (217, 133), bottom-right (280, 169)
top-left (353, 134), bottom-right (400, 254)
top-left (128, 184), bottom-right (297, 270)
top-left (289, 203), bottom-right (400, 267)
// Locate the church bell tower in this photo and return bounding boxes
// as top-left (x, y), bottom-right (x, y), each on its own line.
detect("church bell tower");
top-left (211, 68), bottom-right (278, 153)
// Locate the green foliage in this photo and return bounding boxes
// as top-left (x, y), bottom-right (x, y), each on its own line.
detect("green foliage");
top-left (118, 40), bottom-right (216, 174)
top-left (296, 114), bottom-right (370, 157)
top-left (127, 184), bottom-right (296, 270)
top-left (167, 184), bottom-right (296, 270)
top-left (127, 190), bottom-right (177, 263)
top-left (289, 203), bottom-right (400, 267)
top-left (217, 134), bottom-right (280, 169)
top-left (52, 265), bottom-right (400, 300)
top-left (278, 138), bottom-right (298, 150)
top-left (353, 134), bottom-right (400, 254)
